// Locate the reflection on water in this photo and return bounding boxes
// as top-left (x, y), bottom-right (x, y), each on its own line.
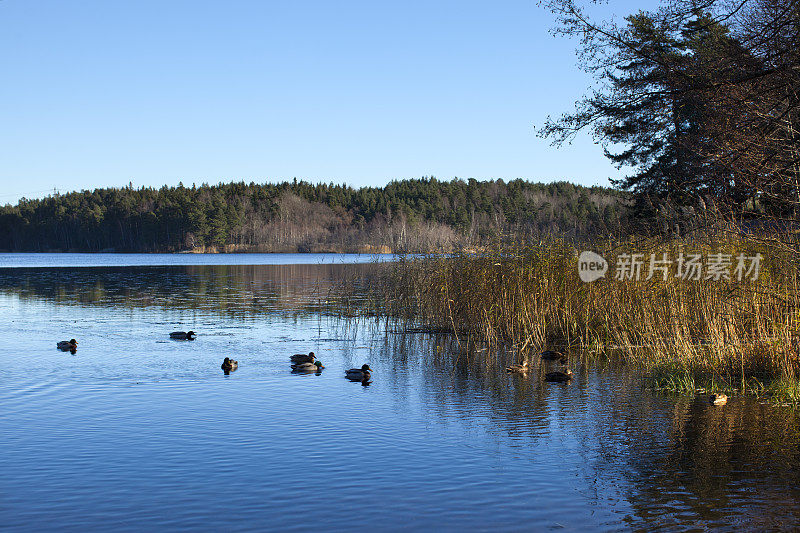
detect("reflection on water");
top-left (1, 263), bottom-right (799, 531)
top-left (0, 263), bottom-right (381, 317)
top-left (0, 252), bottom-right (396, 268)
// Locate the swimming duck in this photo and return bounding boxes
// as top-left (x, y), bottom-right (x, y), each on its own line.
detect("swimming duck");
top-left (290, 352), bottom-right (315, 364)
top-left (170, 331), bottom-right (196, 340)
top-left (506, 362), bottom-right (531, 373)
top-left (541, 350), bottom-right (566, 362)
top-left (57, 339), bottom-right (78, 351)
top-left (291, 361), bottom-right (325, 372)
top-left (709, 393), bottom-right (728, 406)
top-left (345, 364), bottom-right (372, 380)
top-left (221, 357), bottom-right (238, 372)
top-left (544, 368), bottom-right (573, 382)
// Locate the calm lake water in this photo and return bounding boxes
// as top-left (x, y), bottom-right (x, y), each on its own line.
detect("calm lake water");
top-left (1, 255), bottom-right (799, 531)
top-left (0, 252), bottom-right (395, 268)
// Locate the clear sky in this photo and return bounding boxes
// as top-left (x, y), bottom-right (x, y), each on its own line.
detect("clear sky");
top-left (0, 0), bottom-right (657, 205)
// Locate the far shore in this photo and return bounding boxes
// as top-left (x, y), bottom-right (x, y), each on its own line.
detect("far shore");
top-left (0, 246), bottom-right (397, 255)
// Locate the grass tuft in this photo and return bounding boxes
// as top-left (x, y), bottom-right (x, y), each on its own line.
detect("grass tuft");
top-left (377, 233), bottom-right (800, 397)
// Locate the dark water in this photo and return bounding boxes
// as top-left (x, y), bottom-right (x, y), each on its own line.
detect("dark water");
top-left (0, 252), bottom-right (395, 268)
top-left (1, 259), bottom-right (799, 531)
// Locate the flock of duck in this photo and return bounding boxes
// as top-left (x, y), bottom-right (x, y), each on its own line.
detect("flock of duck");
top-left (288, 351), bottom-right (373, 381)
top-left (56, 335), bottom-right (728, 404)
top-left (505, 348), bottom-right (728, 405)
top-left (506, 349), bottom-right (574, 383)
top-left (57, 332), bottom-right (374, 383)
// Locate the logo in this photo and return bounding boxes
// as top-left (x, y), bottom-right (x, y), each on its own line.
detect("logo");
top-left (578, 251), bottom-right (608, 282)
top-left (578, 250), bottom-right (761, 282)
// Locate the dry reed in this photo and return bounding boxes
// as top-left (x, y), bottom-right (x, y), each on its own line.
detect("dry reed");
top-left (380, 234), bottom-right (800, 397)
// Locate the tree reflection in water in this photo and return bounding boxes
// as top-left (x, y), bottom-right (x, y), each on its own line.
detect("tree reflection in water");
top-left (1, 263), bottom-right (798, 529)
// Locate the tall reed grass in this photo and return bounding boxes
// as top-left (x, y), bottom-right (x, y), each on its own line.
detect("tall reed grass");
top-left (380, 234), bottom-right (800, 397)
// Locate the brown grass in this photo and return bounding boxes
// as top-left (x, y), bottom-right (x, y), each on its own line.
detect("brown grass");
top-left (380, 234), bottom-right (800, 396)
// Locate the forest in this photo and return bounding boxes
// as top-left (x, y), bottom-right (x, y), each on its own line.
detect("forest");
top-left (386, 0), bottom-right (800, 398)
top-left (0, 178), bottom-right (629, 253)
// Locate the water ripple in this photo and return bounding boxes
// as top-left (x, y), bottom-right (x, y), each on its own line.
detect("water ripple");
top-left (1, 264), bottom-right (799, 531)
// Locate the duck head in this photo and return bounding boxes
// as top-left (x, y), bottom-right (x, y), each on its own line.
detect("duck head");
top-left (361, 364), bottom-right (372, 372)
top-left (186, 331), bottom-right (196, 339)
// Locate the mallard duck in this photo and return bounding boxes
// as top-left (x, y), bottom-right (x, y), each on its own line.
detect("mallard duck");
top-left (290, 352), bottom-right (315, 363)
top-left (291, 361), bottom-right (324, 372)
top-left (345, 364), bottom-right (372, 380)
top-left (709, 393), bottom-right (728, 405)
top-left (221, 357), bottom-right (238, 372)
top-left (545, 368), bottom-right (573, 382)
top-left (170, 330), bottom-right (196, 340)
top-left (506, 363), bottom-right (531, 373)
top-left (541, 350), bottom-right (566, 362)
top-left (57, 339), bottom-right (78, 351)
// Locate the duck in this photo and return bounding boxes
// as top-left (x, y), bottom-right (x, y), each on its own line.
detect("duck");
top-left (221, 357), bottom-right (238, 372)
top-left (544, 368), bottom-right (573, 382)
top-left (709, 393), bottom-right (728, 406)
top-left (291, 361), bottom-right (325, 372)
top-left (57, 339), bottom-right (78, 351)
top-left (170, 330), bottom-right (196, 340)
top-left (506, 362), bottom-right (531, 373)
top-left (345, 364), bottom-right (372, 380)
top-left (541, 350), bottom-right (566, 362)
top-left (290, 352), bottom-right (315, 364)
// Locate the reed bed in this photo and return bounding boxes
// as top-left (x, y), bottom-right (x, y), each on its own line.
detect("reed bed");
top-left (379, 235), bottom-right (800, 398)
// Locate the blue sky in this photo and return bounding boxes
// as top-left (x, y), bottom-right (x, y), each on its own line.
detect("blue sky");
top-left (0, 0), bottom-right (657, 204)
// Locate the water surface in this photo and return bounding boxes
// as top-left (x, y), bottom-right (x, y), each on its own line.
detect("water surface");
top-left (0, 252), bottom-right (395, 268)
top-left (1, 259), bottom-right (799, 531)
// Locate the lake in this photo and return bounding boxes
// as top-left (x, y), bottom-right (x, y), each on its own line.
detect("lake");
top-left (1, 255), bottom-right (799, 531)
top-left (0, 252), bottom-right (396, 268)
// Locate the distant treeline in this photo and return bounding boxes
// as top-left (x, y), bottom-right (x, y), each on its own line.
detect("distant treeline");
top-left (0, 178), bottom-right (630, 253)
